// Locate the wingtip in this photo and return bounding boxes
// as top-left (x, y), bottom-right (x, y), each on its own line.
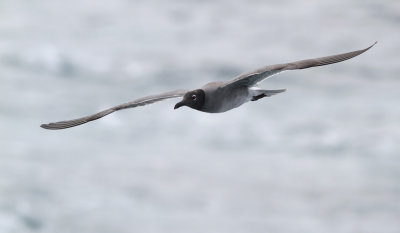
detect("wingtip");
top-left (40, 123), bottom-right (50, 129)
top-left (40, 123), bottom-right (57, 130)
top-left (361, 41), bottom-right (377, 52)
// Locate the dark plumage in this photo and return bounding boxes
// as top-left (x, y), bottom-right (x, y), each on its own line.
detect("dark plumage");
top-left (41, 42), bottom-right (376, 130)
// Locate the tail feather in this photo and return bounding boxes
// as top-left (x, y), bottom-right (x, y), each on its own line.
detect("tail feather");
top-left (251, 88), bottom-right (286, 101)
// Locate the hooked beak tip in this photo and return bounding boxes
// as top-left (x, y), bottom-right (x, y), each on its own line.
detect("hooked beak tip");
top-left (174, 102), bottom-right (183, 110)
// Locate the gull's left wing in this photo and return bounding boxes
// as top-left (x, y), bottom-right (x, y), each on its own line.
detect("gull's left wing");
top-left (222, 42), bottom-right (377, 88)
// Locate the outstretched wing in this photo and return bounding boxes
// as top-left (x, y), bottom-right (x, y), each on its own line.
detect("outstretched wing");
top-left (40, 89), bottom-right (188, 130)
top-left (223, 42), bottom-right (377, 88)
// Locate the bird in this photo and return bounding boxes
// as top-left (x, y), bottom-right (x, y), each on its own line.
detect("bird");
top-left (41, 42), bottom-right (376, 130)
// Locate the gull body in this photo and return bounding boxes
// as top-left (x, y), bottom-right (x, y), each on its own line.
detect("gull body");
top-left (41, 42), bottom-right (376, 130)
top-left (188, 82), bottom-right (284, 113)
top-left (201, 81), bottom-right (250, 113)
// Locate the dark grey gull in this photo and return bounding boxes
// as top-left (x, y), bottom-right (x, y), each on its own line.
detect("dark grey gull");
top-left (41, 42), bottom-right (376, 130)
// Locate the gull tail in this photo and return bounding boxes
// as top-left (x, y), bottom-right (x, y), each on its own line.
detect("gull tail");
top-left (250, 88), bottom-right (286, 101)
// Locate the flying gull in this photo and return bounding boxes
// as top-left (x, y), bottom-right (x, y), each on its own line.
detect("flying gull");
top-left (41, 42), bottom-right (376, 130)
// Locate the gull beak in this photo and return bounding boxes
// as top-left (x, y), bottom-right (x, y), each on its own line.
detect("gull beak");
top-left (174, 101), bottom-right (185, 110)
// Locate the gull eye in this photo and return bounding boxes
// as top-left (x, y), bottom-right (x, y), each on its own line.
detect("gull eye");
top-left (191, 94), bottom-right (197, 101)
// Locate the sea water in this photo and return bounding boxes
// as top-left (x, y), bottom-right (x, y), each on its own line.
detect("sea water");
top-left (1, 0), bottom-right (399, 232)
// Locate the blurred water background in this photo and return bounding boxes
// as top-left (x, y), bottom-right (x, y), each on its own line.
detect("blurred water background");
top-left (1, 0), bottom-right (400, 232)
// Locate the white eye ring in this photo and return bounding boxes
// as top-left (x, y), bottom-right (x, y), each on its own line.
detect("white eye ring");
top-left (191, 95), bottom-right (197, 101)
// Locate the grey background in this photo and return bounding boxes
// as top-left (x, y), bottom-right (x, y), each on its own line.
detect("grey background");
top-left (1, 0), bottom-right (399, 232)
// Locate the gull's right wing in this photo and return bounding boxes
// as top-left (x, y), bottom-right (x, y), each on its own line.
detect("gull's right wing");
top-left (41, 89), bottom-right (188, 130)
